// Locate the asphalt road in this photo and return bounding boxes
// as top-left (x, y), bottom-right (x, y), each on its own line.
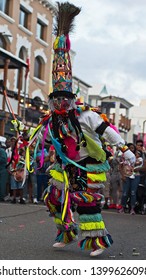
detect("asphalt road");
top-left (0, 202), bottom-right (146, 260)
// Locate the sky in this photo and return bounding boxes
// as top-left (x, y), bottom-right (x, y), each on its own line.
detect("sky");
top-left (51, 0), bottom-right (146, 105)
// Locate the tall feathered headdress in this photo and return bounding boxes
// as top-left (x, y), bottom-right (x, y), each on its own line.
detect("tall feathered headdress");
top-left (49, 1), bottom-right (81, 99)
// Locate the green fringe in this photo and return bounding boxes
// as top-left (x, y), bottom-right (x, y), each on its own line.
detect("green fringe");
top-left (86, 161), bottom-right (110, 172)
top-left (79, 213), bottom-right (103, 223)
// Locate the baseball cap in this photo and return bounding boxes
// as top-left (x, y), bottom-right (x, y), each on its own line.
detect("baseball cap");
top-left (0, 142), bottom-right (6, 148)
top-left (0, 136), bottom-right (6, 147)
top-left (10, 136), bottom-right (17, 141)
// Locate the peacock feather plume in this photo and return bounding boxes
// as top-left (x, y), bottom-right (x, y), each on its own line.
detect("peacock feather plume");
top-left (54, 1), bottom-right (81, 36)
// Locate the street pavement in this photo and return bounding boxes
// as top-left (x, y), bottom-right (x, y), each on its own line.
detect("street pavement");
top-left (0, 202), bottom-right (146, 260)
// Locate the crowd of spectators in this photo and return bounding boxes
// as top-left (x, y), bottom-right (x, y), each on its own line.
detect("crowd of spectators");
top-left (103, 139), bottom-right (146, 215)
top-left (0, 135), bottom-right (55, 204)
top-left (0, 135), bottom-right (146, 214)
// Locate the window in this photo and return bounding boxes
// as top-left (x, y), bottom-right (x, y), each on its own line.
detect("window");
top-left (36, 20), bottom-right (47, 41)
top-left (19, 6), bottom-right (29, 29)
top-left (36, 14), bottom-right (48, 42)
top-left (0, 0), bottom-right (10, 15)
top-left (34, 56), bottom-right (43, 80)
top-left (36, 19), bottom-right (47, 41)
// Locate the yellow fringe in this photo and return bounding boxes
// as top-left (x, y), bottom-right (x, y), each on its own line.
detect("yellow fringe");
top-left (84, 133), bottom-right (106, 163)
top-left (49, 170), bottom-right (64, 182)
top-left (26, 147), bottom-right (34, 173)
top-left (54, 217), bottom-right (63, 225)
top-left (25, 124), bottom-right (42, 173)
top-left (95, 238), bottom-right (105, 249)
top-left (61, 170), bottom-right (69, 222)
top-left (79, 221), bottom-right (105, 230)
top-left (29, 124), bottom-right (42, 140)
top-left (87, 172), bottom-right (106, 182)
top-left (44, 193), bottom-right (48, 202)
top-left (53, 37), bottom-right (59, 49)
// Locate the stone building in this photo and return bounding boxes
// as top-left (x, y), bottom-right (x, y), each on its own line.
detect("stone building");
top-left (0, 0), bottom-right (55, 136)
top-left (88, 84), bottom-right (133, 142)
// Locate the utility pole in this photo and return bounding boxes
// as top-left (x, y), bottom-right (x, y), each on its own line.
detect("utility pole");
top-left (22, 57), bottom-right (30, 122)
top-left (0, 59), bottom-right (10, 136)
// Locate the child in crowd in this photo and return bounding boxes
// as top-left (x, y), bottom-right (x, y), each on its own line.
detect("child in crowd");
top-left (134, 150), bottom-right (143, 176)
top-left (10, 149), bottom-right (26, 204)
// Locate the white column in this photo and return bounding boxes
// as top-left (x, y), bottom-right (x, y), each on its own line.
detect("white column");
top-left (115, 101), bottom-right (120, 128)
top-left (125, 108), bottom-right (129, 142)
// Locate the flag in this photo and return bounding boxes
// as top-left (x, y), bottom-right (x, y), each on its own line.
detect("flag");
top-left (25, 58), bottom-right (30, 79)
top-left (76, 86), bottom-right (80, 95)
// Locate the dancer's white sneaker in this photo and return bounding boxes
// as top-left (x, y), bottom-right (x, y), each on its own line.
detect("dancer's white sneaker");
top-left (90, 248), bottom-right (104, 257)
top-left (53, 236), bottom-right (78, 248)
top-left (53, 242), bottom-right (66, 248)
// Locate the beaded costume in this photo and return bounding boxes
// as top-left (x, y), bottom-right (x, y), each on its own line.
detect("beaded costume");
top-left (40, 2), bottom-right (135, 256)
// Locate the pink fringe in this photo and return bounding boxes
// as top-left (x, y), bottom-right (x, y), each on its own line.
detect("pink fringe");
top-left (63, 136), bottom-right (79, 160)
top-left (110, 123), bottom-right (120, 134)
top-left (66, 34), bottom-right (71, 51)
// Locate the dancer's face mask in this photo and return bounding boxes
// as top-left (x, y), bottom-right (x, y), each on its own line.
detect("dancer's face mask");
top-left (53, 97), bottom-right (72, 110)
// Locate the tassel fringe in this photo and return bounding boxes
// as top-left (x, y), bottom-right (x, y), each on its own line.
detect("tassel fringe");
top-left (56, 228), bottom-right (78, 244)
top-left (78, 234), bottom-right (113, 250)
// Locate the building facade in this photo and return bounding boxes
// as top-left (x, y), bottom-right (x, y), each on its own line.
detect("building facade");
top-left (88, 84), bottom-right (133, 142)
top-left (0, 0), bottom-right (55, 136)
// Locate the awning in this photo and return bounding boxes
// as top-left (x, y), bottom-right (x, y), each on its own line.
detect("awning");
top-left (0, 47), bottom-right (28, 69)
